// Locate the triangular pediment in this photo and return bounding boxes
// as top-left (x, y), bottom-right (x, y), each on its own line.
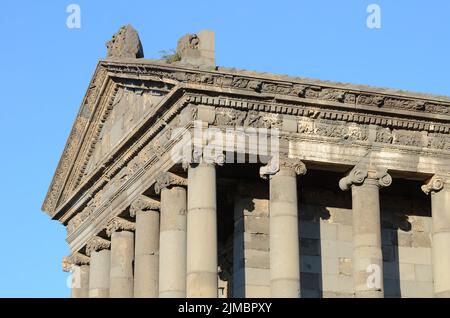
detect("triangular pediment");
top-left (42, 62), bottom-right (175, 216)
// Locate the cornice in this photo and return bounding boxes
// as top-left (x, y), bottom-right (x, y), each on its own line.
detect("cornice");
top-left (43, 59), bottom-right (450, 219)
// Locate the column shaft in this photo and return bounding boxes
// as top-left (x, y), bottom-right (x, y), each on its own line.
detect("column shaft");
top-left (159, 186), bottom-right (187, 297)
top-left (134, 210), bottom-right (160, 298)
top-left (110, 231), bottom-right (134, 298)
top-left (186, 163), bottom-right (218, 298)
top-left (89, 249), bottom-right (111, 298)
top-left (430, 184), bottom-right (450, 297)
top-left (351, 180), bottom-right (384, 298)
top-left (269, 168), bottom-right (300, 298)
top-left (71, 264), bottom-right (90, 298)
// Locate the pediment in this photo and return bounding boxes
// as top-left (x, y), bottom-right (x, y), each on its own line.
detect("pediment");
top-left (42, 63), bottom-right (175, 216)
top-left (43, 59), bottom-right (450, 218)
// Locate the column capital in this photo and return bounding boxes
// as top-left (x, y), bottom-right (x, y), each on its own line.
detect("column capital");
top-left (421, 175), bottom-right (448, 195)
top-left (182, 146), bottom-right (225, 170)
top-left (129, 195), bottom-right (160, 217)
top-left (339, 166), bottom-right (392, 191)
top-left (63, 252), bottom-right (90, 272)
top-left (154, 172), bottom-right (187, 194)
top-left (86, 236), bottom-right (111, 256)
top-left (259, 157), bottom-right (307, 179)
top-left (106, 217), bottom-right (136, 237)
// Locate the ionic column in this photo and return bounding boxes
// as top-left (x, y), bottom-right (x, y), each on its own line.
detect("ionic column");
top-left (63, 252), bottom-right (90, 298)
top-left (155, 172), bottom-right (188, 298)
top-left (260, 158), bottom-right (306, 298)
top-left (130, 195), bottom-right (160, 298)
top-left (339, 167), bottom-right (392, 298)
top-left (86, 236), bottom-right (111, 298)
top-left (106, 217), bottom-right (135, 298)
top-left (186, 162), bottom-right (220, 298)
top-left (422, 175), bottom-right (450, 297)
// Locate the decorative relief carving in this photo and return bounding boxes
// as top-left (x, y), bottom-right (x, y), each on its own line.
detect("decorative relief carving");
top-left (154, 172), bottom-right (187, 194)
top-left (45, 59), bottom-right (450, 237)
top-left (129, 195), bottom-right (160, 217)
top-left (214, 108), bottom-right (247, 126)
top-left (375, 128), bottom-right (394, 143)
top-left (260, 158), bottom-right (307, 179)
top-left (392, 130), bottom-right (426, 147)
top-left (106, 217), bottom-right (135, 237)
top-left (66, 252), bottom-right (90, 266)
top-left (421, 175), bottom-right (445, 195)
top-left (339, 167), bottom-right (392, 191)
top-left (86, 236), bottom-right (111, 256)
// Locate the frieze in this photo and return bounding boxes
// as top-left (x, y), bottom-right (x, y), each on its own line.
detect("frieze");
top-left (44, 60), bottom-right (450, 220)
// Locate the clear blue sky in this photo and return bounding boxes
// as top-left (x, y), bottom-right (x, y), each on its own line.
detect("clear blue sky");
top-left (0, 1), bottom-right (448, 297)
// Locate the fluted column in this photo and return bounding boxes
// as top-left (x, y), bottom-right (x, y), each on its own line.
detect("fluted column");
top-left (64, 252), bottom-right (90, 298)
top-left (422, 175), bottom-right (450, 297)
top-left (339, 166), bottom-right (392, 298)
top-left (186, 162), bottom-right (220, 297)
top-left (86, 236), bottom-right (111, 298)
top-left (260, 158), bottom-right (306, 298)
top-left (130, 195), bottom-right (160, 298)
top-left (155, 172), bottom-right (188, 298)
top-left (106, 217), bottom-right (135, 298)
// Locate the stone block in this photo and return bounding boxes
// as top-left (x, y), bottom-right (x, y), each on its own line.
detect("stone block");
top-left (282, 115), bottom-right (298, 132)
top-left (382, 245), bottom-right (396, 262)
top-left (337, 224), bottom-right (353, 242)
top-left (411, 232), bottom-right (431, 248)
top-left (197, 105), bottom-right (216, 124)
top-left (414, 264), bottom-right (433, 282)
top-left (300, 238), bottom-right (321, 256)
top-left (320, 222), bottom-right (338, 241)
top-left (301, 288), bottom-right (322, 298)
top-left (245, 249), bottom-right (269, 269)
top-left (300, 273), bottom-right (321, 290)
top-left (322, 257), bottom-right (339, 275)
top-left (323, 291), bottom-right (354, 298)
top-left (299, 221), bottom-right (321, 239)
top-left (381, 229), bottom-right (394, 246)
top-left (338, 258), bottom-right (352, 276)
top-left (329, 209), bottom-right (353, 226)
top-left (300, 255), bottom-right (322, 274)
top-left (397, 231), bottom-right (412, 247)
top-left (384, 278), bottom-right (401, 298)
top-left (244, 285), bottom-right (271, 298)
top-left (399, 263), bottom-right (416, 281)
top-left (383, 262), bottom-right (400, 280)
top-left (321, 274), bottom-right (339, 292)
top-left (399, 281), bottom-right (433, 298)
top-left (397, 247), bottom-right (432, 265)
top-left (337, 276), bottom-right (353, 293)
top-left (245, 268), bottom-right (270, 286)
top-left (243, 233), bottom-right (269, 251)
top-left (244, 217), bottom-right (269, 235)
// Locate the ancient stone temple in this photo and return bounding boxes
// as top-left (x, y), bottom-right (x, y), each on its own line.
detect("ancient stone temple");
top-left (43, 25), bottom-right (450, 298)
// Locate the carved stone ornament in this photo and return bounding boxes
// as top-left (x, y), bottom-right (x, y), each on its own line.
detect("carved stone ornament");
top-left (62, 256), bottom-right (71, 272)
top-left (85, 236), bottom-right (111, 256)
top-left (154, 172), bottom-right (187, 194)
top-left (421, 175), bottom-right (446, 195)
top-left (106, 24), bottom-right (144, 59)
top-left (129, 195), bottom-right (160, 217)
top-left (181, 146), bottom-right (225, 170)
top-left (260, 157), bottom-right (307, 179)
top-left (339, 166), bottom-right (392, 191)
top-left (64, 252), bottom-right (90, 269)
top-left (106, 217), bottom-right (136, 237)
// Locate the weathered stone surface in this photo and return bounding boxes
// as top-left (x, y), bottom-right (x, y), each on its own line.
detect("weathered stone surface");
top-left (42, 27), bottom-right (450, 299)
top-left (106, 25), bottom-right (144, 59)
